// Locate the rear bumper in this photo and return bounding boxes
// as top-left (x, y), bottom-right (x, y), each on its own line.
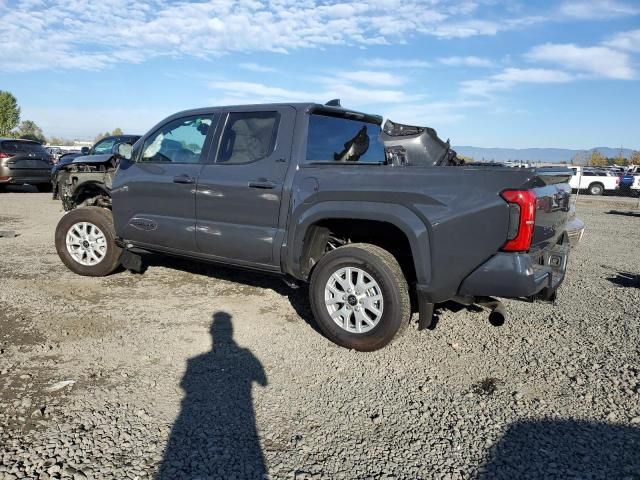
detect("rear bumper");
top-left (0, 166), bottom-right (51, 185)
top-left (455, 243), bottom-right (569, 300)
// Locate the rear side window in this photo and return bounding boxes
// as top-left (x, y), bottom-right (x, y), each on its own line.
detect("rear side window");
top-left (306, 114), bottom-right (385, 164)
top-left (217, 111), bottom-right (280, 164)
top-left (1, 141), bottom-right (47, 155)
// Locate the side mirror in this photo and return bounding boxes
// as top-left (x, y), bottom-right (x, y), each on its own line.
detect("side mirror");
top-left (115, 142), bottom-right (133, 161)
top-left (80, 147), bottom-right (90, 155)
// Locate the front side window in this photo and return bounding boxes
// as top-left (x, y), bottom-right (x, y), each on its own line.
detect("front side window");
top-left (306, 114), bottom-right (385, 164)
top-left (217, 111), bottom-right (279, 164)
top-left (141, 115), bottom-right (213, 163)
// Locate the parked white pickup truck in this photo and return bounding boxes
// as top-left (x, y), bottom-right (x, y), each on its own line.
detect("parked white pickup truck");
top-left (569, 167), bottom-right (619, 195)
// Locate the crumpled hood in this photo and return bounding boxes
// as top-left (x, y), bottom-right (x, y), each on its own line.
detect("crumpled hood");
top-left (70, 153), bottom-right (114, 165)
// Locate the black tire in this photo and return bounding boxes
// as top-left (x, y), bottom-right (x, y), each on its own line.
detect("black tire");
top-left (36, 183), bottom-right (52, 193)
top-left (55, 207), bottom-right (122, 276)
top-left (309, 243), bottom-right (411, 351)
top-left (588, 183), bottom-right (604, 196)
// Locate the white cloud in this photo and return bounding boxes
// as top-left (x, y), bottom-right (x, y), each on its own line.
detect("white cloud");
top-left (208, 78), bottom-right (421, 107)
top-left (438, 56), bottom-right (494, 67)
top-left (208, 81), bottom-right (313, 103)
top-left (23, 106), bottom-right (175, 139)
top-left (0, 0), bottom-right (545, 72)
top-left (383, 99), bottom-right (487, 126)
top-left (493, 68), bottom-right (574, 83)
top-left (206, 76), bottom-right (474, 127)
top-left (604, 29), bottom-right (640, 52)
top-left (361, 58), bottom-right (431, 69)
top-left (559, 0), bottom-right (639, 19)
top-left (527, 43), bottom-right (635, 79)
top-left (429, 16), bottom-right (545, 39)
top-left (238, 63), bottom-right (277, 73)
top-left (430, 19), bottom-right (501, 38)
top-left (336, 70), bottom-right (406, 87)
top-left (461, 68), bottom-right (574, 96)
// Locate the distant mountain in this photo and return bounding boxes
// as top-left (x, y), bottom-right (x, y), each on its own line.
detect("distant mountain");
top-left (452, 146), bottom-right (635, 164)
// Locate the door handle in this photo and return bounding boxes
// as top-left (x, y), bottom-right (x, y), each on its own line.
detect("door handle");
top-left (173, 174), bottom-right (195, 184)
top-left (248, 180), bottom-right (277, 189)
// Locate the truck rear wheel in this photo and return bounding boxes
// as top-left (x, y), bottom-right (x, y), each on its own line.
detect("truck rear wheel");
top-left (55, 207), bottom-right (122, 276)
top-left (309, 243), bottom-right (410, 351)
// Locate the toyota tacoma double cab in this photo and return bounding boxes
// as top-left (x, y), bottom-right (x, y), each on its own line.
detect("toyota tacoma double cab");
top-left (54, 101), bottom-right (575, 351)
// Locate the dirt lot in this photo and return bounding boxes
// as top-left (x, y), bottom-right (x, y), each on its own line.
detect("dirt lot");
top-left (1, 188), bottom-right (639, 480)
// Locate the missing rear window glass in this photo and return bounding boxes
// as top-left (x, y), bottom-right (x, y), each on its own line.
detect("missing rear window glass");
top-left (306, 114), bottom-right (385, 164)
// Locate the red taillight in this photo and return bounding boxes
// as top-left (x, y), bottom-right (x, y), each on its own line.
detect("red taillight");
top-left (500, 190), bottom-right (537, 252)
top-left (0, 152), bottom-right (12, 159)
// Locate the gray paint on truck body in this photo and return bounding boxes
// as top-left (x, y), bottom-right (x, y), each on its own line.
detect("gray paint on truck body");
top-left (110, 102), bottom-right (572, 304)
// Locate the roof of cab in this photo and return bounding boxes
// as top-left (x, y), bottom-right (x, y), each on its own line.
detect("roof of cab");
top-left (166, 102), bottom-right (383, 125)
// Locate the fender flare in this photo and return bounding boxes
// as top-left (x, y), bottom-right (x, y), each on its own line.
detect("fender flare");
top-left (283, 201), bottom-right (431, 284)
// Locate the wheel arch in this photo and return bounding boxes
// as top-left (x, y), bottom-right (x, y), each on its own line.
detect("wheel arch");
top-left (70, 181), bottom-right (112, 207)
top-left (284, 201), bottom-right (431, 285)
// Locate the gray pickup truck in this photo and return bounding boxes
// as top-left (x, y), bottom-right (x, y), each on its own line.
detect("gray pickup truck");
top-left (54, 101), bottom-right (573, 351)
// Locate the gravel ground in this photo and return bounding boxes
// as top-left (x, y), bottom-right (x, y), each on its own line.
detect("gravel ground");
top-left (1, 187), bottom-right (639, 480)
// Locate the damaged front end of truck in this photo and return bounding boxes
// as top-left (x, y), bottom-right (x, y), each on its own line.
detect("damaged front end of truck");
top-left (57, 154), bottom-right (117, 211)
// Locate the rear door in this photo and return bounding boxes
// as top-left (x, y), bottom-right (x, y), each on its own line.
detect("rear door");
top-left (111, 114), bottom-right (216, 253)
top-left (194, 106), bottom-right (295, 267)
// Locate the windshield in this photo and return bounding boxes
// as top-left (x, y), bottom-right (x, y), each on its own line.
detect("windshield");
top-left (92, 137), bottom-right (117, 155)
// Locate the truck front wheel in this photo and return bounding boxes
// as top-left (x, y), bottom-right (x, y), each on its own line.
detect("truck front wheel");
top-left (55, 207), bottom-right (122, 276)
top-left (588, 183), bottom-right (604, 195)
top-left (309, 243), bottom-right (411, 351)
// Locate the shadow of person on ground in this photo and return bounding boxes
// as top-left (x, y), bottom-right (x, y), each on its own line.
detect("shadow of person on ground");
top-left (478, 419), bottom-right (640, 479)
top-left (608, 272), bottom-right (640, 288)
top-left (157, 312), bottom-right (268, 479)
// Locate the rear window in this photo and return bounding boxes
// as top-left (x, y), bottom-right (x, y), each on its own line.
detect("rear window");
top-left (1, 140), bottom-right (47, 155)
top-left (306, 114), bottom-right (385, 164)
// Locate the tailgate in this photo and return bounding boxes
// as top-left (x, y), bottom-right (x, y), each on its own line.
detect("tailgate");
top-left (529, 168), bottom-right (572, 253)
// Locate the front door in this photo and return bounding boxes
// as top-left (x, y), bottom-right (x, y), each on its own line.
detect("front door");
top-left (195, 107), bottom-right (295, 266)
top-left (112, 114), bottom-right (216, 253)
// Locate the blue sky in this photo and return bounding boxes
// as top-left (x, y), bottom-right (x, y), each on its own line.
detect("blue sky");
top-left (1, 0), bottom-right (639, 149)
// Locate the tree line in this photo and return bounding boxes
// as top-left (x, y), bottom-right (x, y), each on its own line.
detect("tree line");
top-left (0, 90), bottom-right (123, 146)
top-left (573, 150), bottom-right (640, 167)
